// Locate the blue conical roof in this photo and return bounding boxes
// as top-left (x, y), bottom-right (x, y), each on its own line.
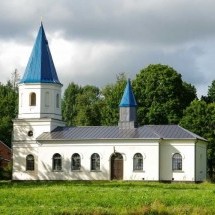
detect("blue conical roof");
top-left (20, 23), bottom-right (61, 84)
top-left (119, 79), bottom-right (137, 107)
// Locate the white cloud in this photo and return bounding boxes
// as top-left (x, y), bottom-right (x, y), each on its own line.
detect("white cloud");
top-left (0, 40), bottom-right (30, 83)
top-left (0, 0), bottom-right (215, 97)
top-left (50, 33), bottom-right (127, 88)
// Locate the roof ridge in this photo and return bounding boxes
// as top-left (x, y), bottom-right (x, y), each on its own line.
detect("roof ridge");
top-left (178, 125), bottom-right (207, 141)
top-left (145, 125), bottom-right (162, 138)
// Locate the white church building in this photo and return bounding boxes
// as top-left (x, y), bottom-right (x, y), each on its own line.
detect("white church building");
top-left (12, 24), bottom-right (207, 181)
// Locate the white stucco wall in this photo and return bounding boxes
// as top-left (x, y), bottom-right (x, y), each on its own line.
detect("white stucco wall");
top-left (38, 140), bottom-right (159, 181)
top-left (12, 137), bottom-right (207, 181)
top-left (13, 138), bottom-right (207, 181)
top-left (13, 143), bottom-right (39, 180)
top-left (13, 119), bottom-right (65, 142)
top-left (195, 141), bottom-right (207, 181)
top-left (159, 140), bottom-right (196, 181)
top-left (18, 83), bottom-right (62, 120)
top-left (13, 140), bottom-right (160, 181)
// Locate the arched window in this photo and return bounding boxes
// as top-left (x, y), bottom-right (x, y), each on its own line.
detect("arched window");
top-left (29, 92), bottom-right (36, 106)
top-left (91, 153), bottom-right (100, 171)
top-left (133, 153), bottom-right (143, 171)
top-left (172, 153), bottom-right (182, 171)
top-left (56, 94), bottom-right (60, 108)
top-left (53, 153), bottom-right (62, 171)
top-left (71, 153), bottom-right (81, 170)
top-left (26, 154), bottom-right (34, 171)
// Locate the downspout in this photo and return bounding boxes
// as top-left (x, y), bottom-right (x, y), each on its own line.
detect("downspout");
top-left (194, 138), bottom-right (198, 182)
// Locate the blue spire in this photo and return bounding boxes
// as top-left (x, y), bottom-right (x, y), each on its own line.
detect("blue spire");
top-left (119, 79), bottom-right (137, 107)
top-left (20, 23), bottom-right (61, 84)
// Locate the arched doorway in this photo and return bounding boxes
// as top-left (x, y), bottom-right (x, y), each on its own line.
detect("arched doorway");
top-left (111, 153), bottom-right (123, 180)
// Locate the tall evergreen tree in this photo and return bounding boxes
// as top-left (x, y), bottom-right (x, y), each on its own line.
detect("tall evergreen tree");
top-left (206, 80), bottom-right (215, 103)
top-left (0, 82), bottom-right (18, 147)
top-left (62, 82), bottom-right (81, 126)
top-left (75, 85), bottom-right (101, 126)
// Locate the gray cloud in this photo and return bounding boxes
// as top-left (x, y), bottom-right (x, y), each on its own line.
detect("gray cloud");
top-left (0, 0), bottom-right (215, 97)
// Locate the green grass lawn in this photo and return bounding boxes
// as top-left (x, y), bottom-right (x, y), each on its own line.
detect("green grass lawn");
top-left (0, 181), bottom-right (215, 215)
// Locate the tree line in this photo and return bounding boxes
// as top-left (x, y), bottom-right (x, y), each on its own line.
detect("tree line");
top-left (1, 64), bottom-right (215, 178)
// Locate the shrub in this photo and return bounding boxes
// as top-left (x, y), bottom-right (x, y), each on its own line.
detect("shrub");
top-left (0, 161), bottom-right (12, 180)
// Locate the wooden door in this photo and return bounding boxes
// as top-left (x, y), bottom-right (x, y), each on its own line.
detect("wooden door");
top-left (111, 153), bottom-right (123, 180)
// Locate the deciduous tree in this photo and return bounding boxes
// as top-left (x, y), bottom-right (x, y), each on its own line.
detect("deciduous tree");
top-left (62, 83), bottom-right (101, 126)
top-left (180, 100), bottom-right (215, 178)
top-left (133, 64), bottom-right (196, 125)
top-left (100, 73), bottom-right (127, 125)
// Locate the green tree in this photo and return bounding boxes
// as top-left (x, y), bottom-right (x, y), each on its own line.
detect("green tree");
top-left (100, 73), bottom-right (127, 125)
top-left (0, 82), bottom-right (18, 147)
top-left (180, 100), bottom-right (215, 178)
top-left (181, 82), bottom-right (197, 110)
top-left (62, 83), bottom-right (101, 126)
top-left (133, 64), bottom-right (196, 125)
top-left (204, 80), bottom-right (215, 103)
top-left (180, 100), bottom-right (208, 136)
top-left (62, 82), bottom-right (81, 126)
top-left (75, 85), bottom-right (101, 126)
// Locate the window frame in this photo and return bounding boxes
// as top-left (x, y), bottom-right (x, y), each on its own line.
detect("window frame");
top-left (29, 92), bottom-right (36, 106)
top-left (133, 153), bottom-right (143, 171)
top-left (26, 154), bottom-right (34, 171)
top-left (52, 153), bottom-right (62, 171)
top-left (71, 153), bottom-right (81, 171)
top-left (91, 153), bottom-right (100, 171)
top-left (172, 153), bottom-right (182, 171)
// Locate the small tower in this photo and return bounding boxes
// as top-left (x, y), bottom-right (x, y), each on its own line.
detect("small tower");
top-left (13, 23), bottom-right (64, 142)
top-left (118, 79), bottom-right (137, 129)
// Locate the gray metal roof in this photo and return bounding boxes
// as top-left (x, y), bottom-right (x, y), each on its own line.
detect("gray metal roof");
top-left (37, 125), bottom-right (206, 141)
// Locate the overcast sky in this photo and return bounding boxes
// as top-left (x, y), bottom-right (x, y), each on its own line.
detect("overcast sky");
top-left (0, 0), bottom-right (215, 97)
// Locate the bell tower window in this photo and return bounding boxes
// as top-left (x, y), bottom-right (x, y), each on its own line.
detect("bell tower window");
top-left (29, 92), bottom-right (36, 106)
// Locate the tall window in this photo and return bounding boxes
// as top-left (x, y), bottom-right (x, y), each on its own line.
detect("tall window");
top-left (133, 153), bottom-right (143, 171)
top-left (53, 153), bottom-right (62, 171)
top-left (29, 92), bottom-right (36, 106)
top-left (26, 154), bottom-right (34, 171)
top-left (91, 153), bottom-right (100, 171)
top-left (71, 153), bottom-right (81, 170)
top-left (172, 153), bottom-right (182, 171)
top-left (56, 94), bottom-right (60, 108)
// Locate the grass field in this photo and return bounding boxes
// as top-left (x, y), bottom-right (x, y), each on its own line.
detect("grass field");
top-left (0, 181), bottom-right (215, 215)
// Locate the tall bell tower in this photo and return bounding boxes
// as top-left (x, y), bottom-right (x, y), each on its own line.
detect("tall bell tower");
top-left (18, 23), bottom-right (62, 121)
top-left (13, 23), bottom-right (65, 180)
